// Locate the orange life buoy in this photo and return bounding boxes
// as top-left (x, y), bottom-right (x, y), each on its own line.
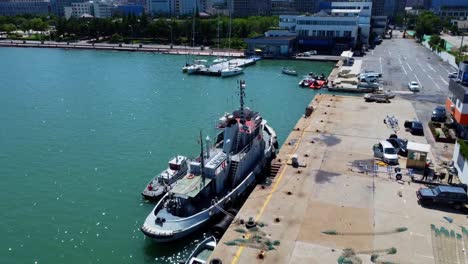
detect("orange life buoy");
top-left (187, 174), bottom-right (195, 179)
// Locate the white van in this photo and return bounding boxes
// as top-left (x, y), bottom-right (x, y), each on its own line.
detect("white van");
top-left (373, 140), bottom-right (399, 164)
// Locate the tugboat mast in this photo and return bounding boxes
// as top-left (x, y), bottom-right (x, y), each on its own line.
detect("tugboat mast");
top-left (239, 80), bottom-right (246, 122)
top-left (199, 130), bottom-right (205, 187)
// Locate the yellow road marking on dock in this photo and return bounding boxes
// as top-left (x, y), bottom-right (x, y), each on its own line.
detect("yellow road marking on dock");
top-left (230, 98), bottom-right (321, 263)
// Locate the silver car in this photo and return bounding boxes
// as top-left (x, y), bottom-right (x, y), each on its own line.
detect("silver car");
top-left (408, 81), bottom-right (420, 92)
top-left (448, 72), bottom-right (458, 78)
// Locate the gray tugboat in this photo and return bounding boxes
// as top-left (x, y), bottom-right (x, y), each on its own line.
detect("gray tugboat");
top-left (141, 156), bottom-right (189, 199)
top-left (140, 80), bottom-right (277, 242)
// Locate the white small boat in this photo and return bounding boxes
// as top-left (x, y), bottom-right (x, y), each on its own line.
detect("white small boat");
top-left (213, 57), bottom-right (227, 64)
top-left (187, 64), bottom-right (206, 74)
top-left (221, 67), bottom-right (243, 77)
top-left (141, 156), bottom-right (189, 199)
top-left (282, 67), bottom-right (297, 76)
top-left (185, 236), bottom-right (217, 264)
top-left (183, 60), bottom-right (208, 73)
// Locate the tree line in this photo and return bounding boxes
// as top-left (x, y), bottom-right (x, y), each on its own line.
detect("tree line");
top-left (0, 14), bottom-right (279, 49)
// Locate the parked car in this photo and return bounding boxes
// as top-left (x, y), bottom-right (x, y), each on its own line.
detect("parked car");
top-left (362, 70), bottom-right (382, 78)
top-left (386, 137), bottom-right (408, 156)
top-left (303, 50), bottom-right (317, 56)
top-left (448, 72), bottom-right (458, 78)
top-left (373, 140), bottom-right (399, 164)
top-left (359, 75), bottom-right (379, 83)
top-left (431, 106), bottom-right (447, 122)
top-left (417, 186), bottom-right (468, 210)
top-left (354, 50), bottom-right (363, 56)
top-left (408, 81), bottom-right (420, 92)
top-left (404, 120), bottom-right (424, 135)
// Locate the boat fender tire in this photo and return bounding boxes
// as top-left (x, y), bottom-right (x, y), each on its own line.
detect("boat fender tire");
top-left (395, 173), bottom-right (402, 181)
top-left (245, 219), bottom-right (256, 229)
top-left (210, 258), bottom-right (222, 264)
top-left (271, 151), bottom-right (277, 160)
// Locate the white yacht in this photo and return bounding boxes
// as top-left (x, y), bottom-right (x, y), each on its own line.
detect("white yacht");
top-left (221, 67), bottom-right (243, 77)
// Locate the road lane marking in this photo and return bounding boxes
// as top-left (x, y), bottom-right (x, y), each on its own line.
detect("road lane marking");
top-left (418, 63), bottom-right (427, 72)
top-left (398, 57), bottom-right (403, 65)
top-left (401, 65), bottom-right (408, 75)
top-left (380, 57), bottom-right (383, 73)
top-left (428, 75), bottom-right (442, 90)
top-left (413, 73), bottom-right (421, 84)
top-left (439, 76), bottom-right (448, 85)
top-left (428, 65), bottom-right (436, 72)
top-left (415, 254), bottom-right (434, 259)
top-left (406, 62), bottom-right (413, 71)
top-left (441, 67), bottom-right (450, 74)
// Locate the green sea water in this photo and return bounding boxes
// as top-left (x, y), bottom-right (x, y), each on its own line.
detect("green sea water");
top-left (0, 47), bottom-right (335, 264)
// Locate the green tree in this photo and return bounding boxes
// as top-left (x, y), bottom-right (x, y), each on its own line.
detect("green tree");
top-left (109, 33), bottom-right (123, 43)
top-left (428, 35), bottom-right (441, 49)
top-left (415, 11), bottom-right (442, 39)
top-left (1, 23), bottom-right (17, 33)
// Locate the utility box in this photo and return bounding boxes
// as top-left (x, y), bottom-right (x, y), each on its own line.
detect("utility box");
top-left (406, 142), bottom-right (431, 169)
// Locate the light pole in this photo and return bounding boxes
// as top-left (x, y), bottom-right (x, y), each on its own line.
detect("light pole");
top-left (459, 33), bottom-right (465, 59)
top-left (169, 24), bottom-right (173, 49)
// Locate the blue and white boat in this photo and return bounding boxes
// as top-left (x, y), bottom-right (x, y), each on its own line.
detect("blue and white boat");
top-left (140, 80), bottom-right (277, 242)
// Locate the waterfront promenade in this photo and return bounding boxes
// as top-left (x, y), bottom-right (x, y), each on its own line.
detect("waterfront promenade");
top-left (0, 40), bottom-right (344, 61)
top-left (0, 40), bottom-right (245, 57)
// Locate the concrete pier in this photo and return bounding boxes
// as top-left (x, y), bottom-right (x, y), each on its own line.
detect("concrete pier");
top-left (209, 95), bottom-right (467, 264)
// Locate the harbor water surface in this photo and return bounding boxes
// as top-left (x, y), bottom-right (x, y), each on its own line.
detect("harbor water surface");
top-left (0, 47), bottom-right (334, 263)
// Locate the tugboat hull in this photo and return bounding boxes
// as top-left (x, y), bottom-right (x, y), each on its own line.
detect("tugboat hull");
top-left (141, 169), bottom-right (260, 242)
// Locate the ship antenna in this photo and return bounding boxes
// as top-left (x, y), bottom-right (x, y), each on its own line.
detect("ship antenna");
top-left (200, 130), bottom-right (205, 187)
top-left (239, 80), bottom-right (246, 122)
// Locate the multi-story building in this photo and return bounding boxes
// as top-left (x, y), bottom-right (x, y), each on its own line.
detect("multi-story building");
top-left (279, 11), bottom-right (359, 54)
top-left (115, 3), bottom-right (144, 15)
top-left (93, 0), bottom-right (114, 18)
top-left (232, 0), bottom-right (270, 17)
top-left (294, 0), bottom-right (319, 14)
top-left (149, 0), bottom-right (206, 16)
top-left (64, 1), bottom-right (92, 18)
top-left (371, 0), bottom-right (385, 16)
top-left (64, 0), bottom-right (115, 18)
top-left (149, 0), bottom-right (171, 15)
top-left (446, 61), bottom-right (468, 139)
top-left (51, 0), bottom-right (87, 16)
top-left (0, 0), bottom-right (51, 16)
top-left (270, 0), bottom-right (297, 16)
top-left (424, 0), bottom-right (468, 20)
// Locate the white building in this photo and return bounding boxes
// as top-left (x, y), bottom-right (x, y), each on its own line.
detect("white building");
top-left (65, 1), bottom-right (93, 18)
top-left (93, 1), bottom-right (114, 18)
top-left (280, 12), bottom-right (359, 47)
top-left (65, 0), bottom-right (115, 19)
top-left (278, 1), bottom-right (372, 47)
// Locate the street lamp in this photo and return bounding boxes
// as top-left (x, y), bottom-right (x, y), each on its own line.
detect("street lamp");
top-left (169, 24), bottom-right (173, 49)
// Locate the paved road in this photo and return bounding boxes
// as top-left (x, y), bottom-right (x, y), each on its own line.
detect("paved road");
top-left (361, 35), bottom-right (456, 161)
